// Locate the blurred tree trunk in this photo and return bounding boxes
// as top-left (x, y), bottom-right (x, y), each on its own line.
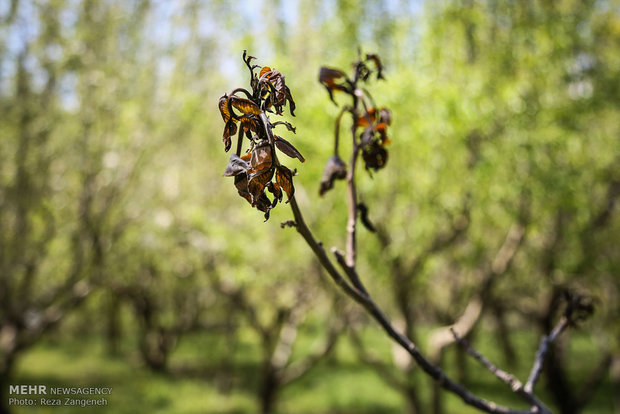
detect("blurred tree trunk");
top-left (259, 364), bottom-right (280, 414)
top-left (139, 328), bottom-right (173, 373)
top-left (105, 294), bottom-right (123, 356)
top-left (539, 289), bottom-right (577, 414)
top-left (403, 383), bottom-right (422, 414)
top-left (129, 283), bottom-right (175, 373)
top-left (0, 354), bottom-right (16, 414)
top-left (491, 302), bottom-right (517, 367)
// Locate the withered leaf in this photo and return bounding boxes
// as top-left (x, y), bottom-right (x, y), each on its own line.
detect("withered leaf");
top-left (376, 123), bottom-right (390, 144)
top-left (236, 171), bottom-right (273, 221)
top-left (254, 192), bottom-right (273, 218)
top-left (357, 202), bottom-right (377, 233)
top-left (319, 155), bottom-right (347, 196)
top-left (223, 154), bottom-right (250, 177)
top-left (248, 168), bottom-right (274, 206)
top-left (379, 108), bottom-right (391, 125)
top-left (220, 94), bottom-right (238, 152)
top-left (264, 70), bottom-right (296, 116)
top-left (230, 96), bottom-right (261, 115)
top-left (276, 165), bottom-right (295, 202)
top-left (223, 136), bottom-right (232, 153)
top-left (250, 142), bottom-right (273, 174)
top-left (283, 84), bottom-right (296, 115)
top-left (271, 120), bottom-right (296, 133)
top-left (239, 115), bottom-right (259, 133)
top-left (218, 94), bottom-right (232, 122)
top-left (268, 181), bottom-right (282, 203)
top-left (319, 67), bottom-right (350, 104)
top-left (258, 69), bottom-right (294, 116)
top-left (319, 67), bottom-right (347, 87)
top-left (259, 66), bottom-right (271, 78)
top-left (220, 52), bottom-right (302, 221)
top-left (365, 53), bottom-right (385, 80)
top-left (360, 125), bottom-right (374, 147)
top-left (362, 141), bottom-right (388, 171)
top-left (234, 173), bottom-right (252, 205)
top-left (274, 135), bottom-right (305, 163)
top-left (222, 118), bottom-right (238, 152)
top-left (357, 107), bottom-right (376, 128)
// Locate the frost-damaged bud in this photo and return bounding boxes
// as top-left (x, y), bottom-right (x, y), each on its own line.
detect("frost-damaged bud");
top-left (318, 52), bottom-right (393, 179)
top-left (563, 290), bottom-right (596, 326)
top-left (358, 107), bottom-right (392, 171)
top-left (218, 51), bottom-right (304, 221)
top-left (362, 141), bottom-right (388, 171)
top-left (319, 155), bottom-right (347, 196)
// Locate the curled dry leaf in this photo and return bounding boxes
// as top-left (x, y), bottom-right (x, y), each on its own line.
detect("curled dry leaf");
top-left (259, 66), bottom-right (271, 78)
top-left (223, 154), bottom-right (250, 177)
top-left (362, 141), bottom-right (388, 171)
top-left (319, 67), bottom-right (351, 104)
top-left (248, 168), bottom-right (274, 206)
top-left (248, 142), bottom-right (275, 206)
top-left (234, 174), bottom-right (251, 204)
top-left (356, 106), bottom-right (392, 167)
top-left (219, 94), bottom-right (232, 122)
top-left (275, 135), bottom-right (305, 163)
top-left (365, 53), bottom-right (385, 80)
top-left (271, 120), bottom-right (296, 133)
top-left (356, 107), bottom-right (376, 128)
top-left (220, 51), bottom-right (300, 220)
top-left (275, 165), bottom-right (295, 202)
top-left (250, 142), bottom-right (273, 174)
top-left (360, 125), bottom-right (374, 147)
top-left (375, 123), bottom-right (390, 144)
top-left (230, 96), bottom-right (262, 116)
top-left (235, 169), bottom-right (274, 221)
top-left (260, 69), bottom-right (296, 116)
top-left (319, 155), bottom-right (347, 196)
top-left (218, 94), bottom-right (237, 151)
top-left (378, 108), bottom-right (391, 125)
top-left (268, 181), bottom-right (283, 203)
top-left (357, 202), bottom-right (376, 233)
top-left (254, 192), bottom-right (274, 221)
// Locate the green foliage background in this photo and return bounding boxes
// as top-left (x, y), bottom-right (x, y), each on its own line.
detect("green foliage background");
top-left (1, 0), bottom-right (619, 413)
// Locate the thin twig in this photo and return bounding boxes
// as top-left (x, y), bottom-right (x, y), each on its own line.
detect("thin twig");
top-left (450, 328), bottom-right (551, 413)
top-left (524, 316), bottom-right (569, 393)
top-left (333, 249), bottom-right (368, 296)
top-left (289, 196), bottom-right (364, 301)
top-left (345, 112), bottom-right (359, 269)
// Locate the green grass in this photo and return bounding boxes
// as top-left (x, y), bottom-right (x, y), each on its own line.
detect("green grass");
top-left (10, 326), bottom-right (617, 414)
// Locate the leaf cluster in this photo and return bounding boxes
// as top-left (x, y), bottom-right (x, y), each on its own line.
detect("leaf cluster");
top-left (218, 51), bottom-right (304, 220)
top-left (318, 52), bottom-right (393, 196)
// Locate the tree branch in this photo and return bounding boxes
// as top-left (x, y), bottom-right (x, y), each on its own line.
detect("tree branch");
top-left (524, 316), bottom-right (569, 393)
top-left (287, 195), bottom-right (542, 414)
top-left (450, 328), bottom-right (551, 413)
